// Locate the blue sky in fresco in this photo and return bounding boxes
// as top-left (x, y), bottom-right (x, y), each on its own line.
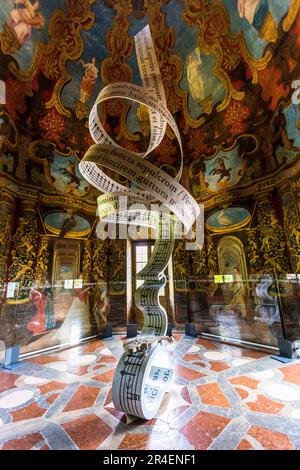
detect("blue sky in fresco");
top-left (0, 0), bottom-right (66, 70)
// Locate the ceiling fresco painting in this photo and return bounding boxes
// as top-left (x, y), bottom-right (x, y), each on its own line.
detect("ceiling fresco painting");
top-left (0, 0), bottom-right (299, 213)
top-left (0, 0), bottom-right (66, 69)
top-left (206, 206), bottom-right (251, 232)
top-left (50, 154), bottom-right (90, 196)
top-left (44, 212), bottom-right (91, 237)
top-left (190, 147), bottom-right (245, 197)
top-left (224, 0), bottom-right (292, 58)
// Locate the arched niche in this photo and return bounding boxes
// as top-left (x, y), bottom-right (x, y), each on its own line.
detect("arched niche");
top-left (217, 235), bottom-right (248, 280)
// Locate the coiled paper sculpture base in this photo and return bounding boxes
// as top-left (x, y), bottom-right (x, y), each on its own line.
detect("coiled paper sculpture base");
top-left (79, 25), bottom-right (199, 419)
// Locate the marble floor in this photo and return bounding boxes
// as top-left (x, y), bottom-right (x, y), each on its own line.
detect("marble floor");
top-left (0, 335), bottom-right (300, 450)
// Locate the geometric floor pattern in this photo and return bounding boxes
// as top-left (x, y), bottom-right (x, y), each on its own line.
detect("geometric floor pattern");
top-left (0, 335), bottom-right (300, 450)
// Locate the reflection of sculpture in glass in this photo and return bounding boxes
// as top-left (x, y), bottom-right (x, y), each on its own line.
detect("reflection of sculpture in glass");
top-left (90, 277), bottom-right (109, 331)
top-left (229, 266), bottom-right (248, 319)
top-left (254, 274), bottom-right (280, 324)
top-left (28, 285), bottom-right (46, 335)
top-left (79, 58), bottom-right (99, 104)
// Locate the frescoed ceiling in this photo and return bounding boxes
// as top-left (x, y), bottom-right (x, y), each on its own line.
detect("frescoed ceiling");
top-left (0, 0), bottom-right (300, 209)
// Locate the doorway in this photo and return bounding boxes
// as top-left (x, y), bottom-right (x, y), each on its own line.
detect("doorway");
top-left (131, 240), bottom-right (173, 326)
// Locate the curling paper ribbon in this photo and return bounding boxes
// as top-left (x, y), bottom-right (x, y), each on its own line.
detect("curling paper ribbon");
top-left (79, 25), bottom-right (199, 419)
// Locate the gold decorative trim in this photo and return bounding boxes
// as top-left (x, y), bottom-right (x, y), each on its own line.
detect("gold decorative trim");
top-left (6, 298), bottom-right (30, 305)
top-left (283, 0), bottom-right (300, 32)
top-left (45, 222), bottom-right (91, 238)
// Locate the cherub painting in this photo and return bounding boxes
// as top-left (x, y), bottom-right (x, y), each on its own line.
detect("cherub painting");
top-left (7, 0), bottom-right (45, 46)
top-left (79, 58), bottom-right (99, 104)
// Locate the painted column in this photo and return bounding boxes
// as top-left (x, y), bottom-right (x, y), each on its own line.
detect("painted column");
top-left (278, 183), bottom-right (300, 273)
top-left (0, 189), bottom-right (15, 285)
top-left (35, 235), bottom-right (50, 285)
top-left (246, 228), bottom-right (264, 274)
top-left (256, 192), bottom-right (289, 273)
top-left (8, 199), bottom-right (39, 299)
top-left (82, 239), bottom-right (93, 283)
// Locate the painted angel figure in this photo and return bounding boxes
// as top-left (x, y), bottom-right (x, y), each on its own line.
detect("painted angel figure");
top-left (237, 0), bottom-right (263, 24)
top-left (186, 47), bottom-right (205, 103)
top-left (7, 0), bottom-right (45, 46)
top-left (79, 58), bottom-right (99, 104)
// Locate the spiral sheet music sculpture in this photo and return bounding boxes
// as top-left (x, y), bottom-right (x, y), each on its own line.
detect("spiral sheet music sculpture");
top-left (79, 25), bottom-right (199, 419)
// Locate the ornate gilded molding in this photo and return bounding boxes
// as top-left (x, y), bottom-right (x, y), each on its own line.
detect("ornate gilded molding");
top-left (100, 0), bottom-right (136, 142)
top-left (8, 201), bottom-right (40, 300)
top-left (0, 190), bottom-right (15, 283)
top-left (35, 236), bottom-right (49, 285)
top-left (256, 193), bottom-right (289, 273)
top-left (8, 1), bottom-right (96, 117)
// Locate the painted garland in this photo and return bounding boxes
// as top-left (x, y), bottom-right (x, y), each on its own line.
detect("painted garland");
top-left (79, 25), bottom-right (199, 419)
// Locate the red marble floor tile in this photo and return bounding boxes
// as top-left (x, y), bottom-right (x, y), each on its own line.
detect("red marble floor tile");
top-left (29, 356), bottom-right (64, 365)
top-left (38, 381), bottom-right (66, 395)
top-left (181, 386), bottom-right (192, 404)
top-left (240, 350), bottom-right (268, 359)
top-left (226, 347), bottom-right (267, 359)
top-left (118, 433), bottom-right (171, 450)
top-left (246, 395), bottom-right (284, 414)
top-left (68, 365), bottom-right (90, 376)
top-left (210, 361), bottom-right (230, 372)
top-left (173, 334), bottom-right (182, 341)
top-left (62, 414), bottom-right (112, 450)
top-left (196, 339), bottom-right (218, 350)
top-left (235, 388), bottom-right (249, 399)
top-left (0, 371), bottom-right (19, 393)
top-left (46, 393), bottom-right (60, 405)
top-left (92, 364), bottom-right (105, 371)
top-left (248, 425), bottom-right (294, 450)
top-left (1, 432), bottom-right (44, 450)
top-left (181, 411), bottom-right (230, 449)
top-left (118, 434), bottom-right (151, 450)
top-left (105, 406), bottom-right (127, 422)
top-left (40, 444), bottom-right (51, 450)
top-left (280, 364), bottom-right (300, 386)
top-left (183, 353), bottom-right (202, 362)
top-left (197, 383), bottom-right (231, 408)
top-left (97, 356), bottom-right (117, 363)
top-left (237, 439), bottom-right (254, 450)
top-left (83, 340), bottom-right (104, 353)
top-left (230, 376), bottom-right (259, 390)
top-left (194, 362), bottom-right (207, 368)
top-left (175, 365), bottom-right (206, 382)
top-left (92, 369), bottom-right (115, 383)
top-left (11, 401), bottom-right (46, 422)
top-left (63, 385), bottom-right (100, 412)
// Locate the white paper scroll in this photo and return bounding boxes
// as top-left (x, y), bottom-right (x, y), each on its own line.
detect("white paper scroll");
top-left (79, 25), bottom-right (199, 420)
